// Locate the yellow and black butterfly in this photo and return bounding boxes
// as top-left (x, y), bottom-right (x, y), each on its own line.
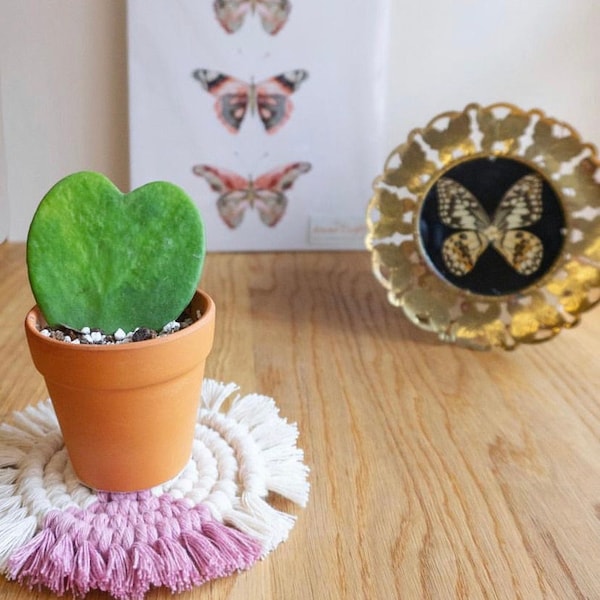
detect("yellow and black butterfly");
top-left (436, 174), bottom-right (544, 277)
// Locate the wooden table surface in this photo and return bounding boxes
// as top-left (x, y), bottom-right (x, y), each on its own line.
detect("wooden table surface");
top-left (1, 241), bottom-right (600, 599)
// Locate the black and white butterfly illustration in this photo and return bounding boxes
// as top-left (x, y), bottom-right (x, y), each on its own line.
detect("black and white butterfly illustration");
top-left (192, 68), bottom-right (308, 134)
top-left (437, 174), bottom-right (544, 277)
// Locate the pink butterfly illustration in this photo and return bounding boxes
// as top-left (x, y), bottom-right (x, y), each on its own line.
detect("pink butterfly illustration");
top-left (192, 69), bottom-right (308, 134)
top-left (193, 162), bottom-right (311, 228)
top-left (213, 0), bottom-right (292, 35)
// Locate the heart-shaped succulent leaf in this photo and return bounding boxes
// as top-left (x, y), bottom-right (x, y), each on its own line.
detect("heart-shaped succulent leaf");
top-left (27, 171), bottom-right (206, 333)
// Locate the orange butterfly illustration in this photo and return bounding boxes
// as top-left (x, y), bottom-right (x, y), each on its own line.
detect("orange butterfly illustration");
top-left (192, 69), bottom-right (308, 134)
top-left (193, 162), bottom-right (311, 228)
top-left (213, 0), bottom-right (291, 35)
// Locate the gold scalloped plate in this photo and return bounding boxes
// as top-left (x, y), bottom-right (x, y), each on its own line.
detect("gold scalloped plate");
top-left (366, 103), bottom-right (600, 350)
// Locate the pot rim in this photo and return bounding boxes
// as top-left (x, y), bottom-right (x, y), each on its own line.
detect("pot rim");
top-left (25, 288), bottom-right (215, 353)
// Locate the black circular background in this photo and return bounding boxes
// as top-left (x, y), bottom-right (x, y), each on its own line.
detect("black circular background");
top-left (418, 157), bottom-right (566, 296)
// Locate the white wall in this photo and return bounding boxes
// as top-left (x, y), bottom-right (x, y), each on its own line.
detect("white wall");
top-left (383, 1), bottom-right (600, 157)
top-left (0, 0), bottom-right (129, 241)
top-left (1, 1), bottom-right (599, 242)
top-left (0, 76), bottom-right (8, 242)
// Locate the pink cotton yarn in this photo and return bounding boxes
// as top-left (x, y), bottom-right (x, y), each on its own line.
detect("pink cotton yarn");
top-left (9, 491), bottom-right (261, 599)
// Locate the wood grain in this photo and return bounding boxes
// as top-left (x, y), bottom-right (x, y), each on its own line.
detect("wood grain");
top-left (1, 242), bottom-right (600, 599)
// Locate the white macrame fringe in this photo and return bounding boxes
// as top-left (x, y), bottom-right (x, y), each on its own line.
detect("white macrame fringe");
top-left (203, 383), bottom-right (310, 505)
top-left (199, 381), bottom-right (310, 555)
top-left (0, 401), bottom-right (60, 572)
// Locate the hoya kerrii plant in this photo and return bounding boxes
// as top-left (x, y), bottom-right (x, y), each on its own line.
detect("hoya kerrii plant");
top-left (26, 171), bottom-right (206, 338)
top-left (23, 171), bottom-right (215, 492)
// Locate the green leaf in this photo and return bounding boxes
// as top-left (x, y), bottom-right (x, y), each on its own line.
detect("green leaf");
top-left (27, 171), bottom-right (206, 332)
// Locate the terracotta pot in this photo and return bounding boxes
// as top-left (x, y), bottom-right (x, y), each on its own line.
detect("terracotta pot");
top-left (24, 289), bottom-right (215, 492)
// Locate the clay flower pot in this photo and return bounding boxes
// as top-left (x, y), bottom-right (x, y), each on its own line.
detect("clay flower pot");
top-left (24, 289), bottom-right (215, 492)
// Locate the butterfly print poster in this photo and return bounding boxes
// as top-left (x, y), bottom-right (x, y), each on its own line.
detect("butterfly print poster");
top-left (127, 0), bottom-right (392, 251)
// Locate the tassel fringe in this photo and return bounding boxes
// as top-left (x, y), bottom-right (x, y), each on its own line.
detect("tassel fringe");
top-left (9, 493), bottom-right (262, 599)
top-left (196, 382), bottom-right (310, 554)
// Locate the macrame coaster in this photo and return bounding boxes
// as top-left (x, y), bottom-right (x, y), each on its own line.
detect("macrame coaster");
top-left (0, 379), bottom-right (310, 599)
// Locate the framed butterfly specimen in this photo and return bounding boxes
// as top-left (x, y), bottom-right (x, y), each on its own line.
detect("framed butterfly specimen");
top-left (437, 174), bottom-right (543, 277)
top-left (366, 103), bottom-right (600, 349)
top-left (192, 69), bottom-right (308, 134)
top-left (213, 0), bottom-right (292, 35)
top-left (193, 162), bottom-right (311, 228)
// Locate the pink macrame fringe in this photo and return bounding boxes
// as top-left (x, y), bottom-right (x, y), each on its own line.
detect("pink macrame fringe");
top-left (8, 491), bottom-right (262, 600)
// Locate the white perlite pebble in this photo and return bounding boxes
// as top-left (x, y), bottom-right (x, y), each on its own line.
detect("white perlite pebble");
top-left (90, 331), bottom-right (103, 344)
top-left (113, 328), bottom-right (126, 341)
top-left (162, 321), bottom-right (181, 334)
top-left (81, 327), bottom-right (91, 335)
